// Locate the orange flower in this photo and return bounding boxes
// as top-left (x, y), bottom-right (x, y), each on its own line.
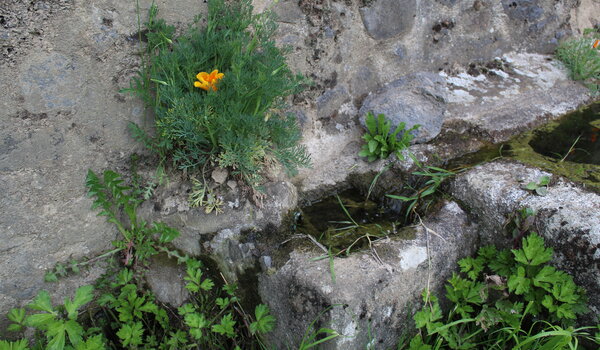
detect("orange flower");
top-left (194, 69), bottom-right (224, 91)
top-left (593, 39), bottom-right (600, 49)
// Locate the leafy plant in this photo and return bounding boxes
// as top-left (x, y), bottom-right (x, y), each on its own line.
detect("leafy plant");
top-left (5, 286), bottom-right (102, 350)
top-left (7, 258), bottom-right (276, 350)
top-left (189, 177), bottom-right (224, 214)
top-left (297, 306), bottom-right (341, 350)
top-left (358, 112), bottom-right (420, 162)
top-left (401, 232), bottom-right (597, 349)
top-left (85, 169), bottom-right (179, 267)
top-left (522, 175), bottom-right (550, 196)
top-left (556, 28), bottom-right (600, 91)
top-left (124, 0), bottom-right (310, 188)
top-left (387, 165), bottom-right (455, 220)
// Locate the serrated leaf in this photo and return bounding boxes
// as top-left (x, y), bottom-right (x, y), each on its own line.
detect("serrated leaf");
top-left (0, 339), bottom-right (29, 350)
top-left (488, 249), bottom-right (514, 276)
top-left (154, 222), bottom-right (180, 243)
top-left (200, 278), bottom-right (215, 291)
top-left (178, 303), bottom-right (195, 316)
top-left (507, 266), bottom-right (531, 295)
top-left (408, 334), bottom-right (432, 350)
top-left (365, 112), bottom-right (377, 135)
top-left (139, 301), bottom-right (159, 314)
top-left (250, 304), bottom-right (275, 334)
top-left (8, 308), bottom-right (26, 325)
top-left (512, 233), bottom-right (553, 266)
top-left (7, 325), bottom-right (24, 334)
top-left (533, 265), bottom-right (558, 291)
top-left (216, 298), bottom-right (230, 309)
top-left (211, 313), bottom-right (236, 338)
top-left (185, 313), bottom-right (208, 340)
top-left (46, 320), bottom-right (66, 350)
top-left (25, 313), bottom-right (56, 329)
top-left (75, 334), bottom-right (105, 350)
top-left (45, 272), bottom-right (58, 283)
top-left (555, 303), bottom-right (576, 320)
top-left (65, 285), bottom-right (94, 320)
top-left (28, 290), bottom-right (54, 313)
top-left (116, 269), bottom-right (133, 285)
top-left (64, 319), bottom-right (84, 346)
top-left (97, 293), bottom-right (116, 307)
top-left (117, 322), bottom-right (144, 347)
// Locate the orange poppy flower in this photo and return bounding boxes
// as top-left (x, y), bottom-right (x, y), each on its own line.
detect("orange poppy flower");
top-left (194, 69), bottom-right (224, 91)
top-left (593, 39), bottom-right (600, 49)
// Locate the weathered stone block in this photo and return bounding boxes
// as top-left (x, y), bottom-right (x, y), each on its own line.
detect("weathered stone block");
top-left (259, 201), bottom-right (478, 349)
top-left (359, 0), bottom-right (416, 40)
top-left (358, 72), bottom-right (447, 143)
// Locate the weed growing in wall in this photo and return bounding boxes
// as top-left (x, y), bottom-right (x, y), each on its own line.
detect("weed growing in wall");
top-left (556, 28), bottom-right (600, 92)
top-left (125, 0), bottom-right (310, 188)
top-left (2, 170), bottom-right (275, 349)
top-left (358, 112), bottom-right (419, 162)
top-left (401, 230), bottom-right (600, 349)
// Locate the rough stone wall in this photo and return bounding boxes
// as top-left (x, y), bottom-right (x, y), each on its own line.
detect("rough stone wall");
top-left (0, 0), bottom-right (598, 336)
top-left (0, 0), bottom-right (205, 331)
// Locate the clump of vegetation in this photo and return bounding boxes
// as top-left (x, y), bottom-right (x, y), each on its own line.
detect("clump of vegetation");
top-left (401, 231), bottom-right (600, 349)
top-left (556, 28), bottom-right (600, 91)
top-left (387, 165), bottom-right (455, 220)
top-left (358, 112), bottom-right (420, 162)
top-left (125, 0), bottom-right (310, 188)
top-left (3, 170), bottom-right (276, 349)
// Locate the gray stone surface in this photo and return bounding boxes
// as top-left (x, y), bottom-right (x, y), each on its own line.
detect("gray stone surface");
top-left (501, 0), bottom-right (544, 22)
top-left (359, 0), bottom-right (417, 40)
top-left (449, 160), bottom-right (600, 323)
top-left (146, 253), bottom-right (188, 307)
top-left (441, 53), bottom-right (591, 143)
top-left (316, 86), bottom-right (350, 120)
top-left (259, 201), bottom-right (479, 349)
top-left (0, 0), bottom-right (206, 331)
top-left (137, 179), bottom-right (298, 257)
top-left (358, 72), bottom-right (447, 143)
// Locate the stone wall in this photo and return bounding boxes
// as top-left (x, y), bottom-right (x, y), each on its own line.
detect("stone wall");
top-left (0, 0), bottom-right (598, 336)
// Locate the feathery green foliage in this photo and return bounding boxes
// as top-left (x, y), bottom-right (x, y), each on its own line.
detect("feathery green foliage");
top-left (556, 28), bottom-right (600, 91)
top-left (124, 0), bottom-right (310, 187)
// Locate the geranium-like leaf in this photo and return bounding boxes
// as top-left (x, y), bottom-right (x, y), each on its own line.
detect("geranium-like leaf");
top-left (512, 233), bottom-right (553, 266)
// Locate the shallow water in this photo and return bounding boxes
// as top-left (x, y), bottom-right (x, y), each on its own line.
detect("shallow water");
top-left (295, 189), bottom-right (415, 254)
top-left (447, 103), bottom-right (600, 192)
top-left (529, 103), bottom-right (600, 165)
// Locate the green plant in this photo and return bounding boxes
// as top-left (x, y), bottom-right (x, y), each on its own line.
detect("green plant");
top-left (124, 0), bottom-right (310, 188)
top-left (556, 28), bottom-right (600, 91)
top-left (387, 166), bottom-right (455, 220)
top-left (297, 306), bottom-right (341, 350)
top-left (522, 175), bottom-right (550, 196)
top-left (85, 169), bottom-right (180, 267)
top-left (189, 177), bottom-right (224, 214)
top-left (6, 259), bottom-right (277, 349)
top-left (5, 286), bottom-right (103, 350)
top-left (359, 112), bottom-right (420, 162)
top-left (401, 232), bottom-right (597, 349)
